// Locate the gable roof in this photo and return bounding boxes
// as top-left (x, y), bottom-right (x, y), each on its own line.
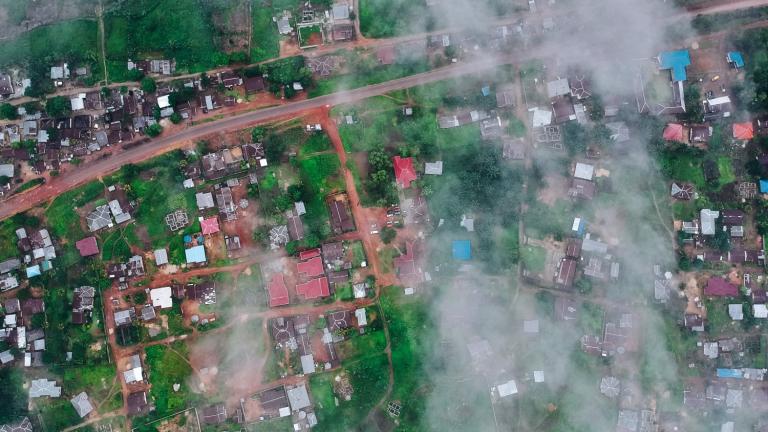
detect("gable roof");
top-left (393, 156), bottom-right (417, 188)
top-left (296, 277), bottom-right (330, 300)
top-left (733, 122), bottom-right (754, 140)
top-left (663, 123), bottom-right (684, 141)
top-left (705, 277), bottom-right (739, 297)
top-left (201, 217), bottom-right (220, 235)
top-left (268, 274), bottom-right (290, 307)
top-left (297, 257), bottom-right (324, 278)
top-left (75, 237), bottom-right (99, 257)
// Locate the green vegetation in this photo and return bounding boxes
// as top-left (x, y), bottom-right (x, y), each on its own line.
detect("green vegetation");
top-left (0, 19), bottom-right (101, 96)
top-left (520, 244), bottom-right (547, 273)
top-left (15, 177), bottom-right (45, 193)
top-left (300, 132), bottom-right (333, 156)
top-left (40, 399), bottom-right (81, 431)
top-left (349, 241), bottom-right (367, 267)
top-left (310, 353), bottom-right (390, 432)
top-left (692, 6), bottom-right (768, 34)
top-left (144, 342), bottom-right (194, 417)
top-left (380, 287), bottom-right (430, 430)
top-left (145, 123), bottom-right (163, 137)
top-left (299, 25), bottom-right (322, 46)
top-left (0, 368), bottom-right (26, 424)
top-left (0, 103), bottom-right (18, 120)
top-left (46, 96), bottom-right (72, 118)
top-left (140, 77), bottom-right (157, 93)
top-left (63, 364), bottom-right (121, 413)
top-left (104, 0), bottom-right (231, 79)
top-left (251, 4), bottom-right (280, 62)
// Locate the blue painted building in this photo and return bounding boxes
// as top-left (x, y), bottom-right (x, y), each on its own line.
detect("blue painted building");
top-left (185, 245), bottom-right (207, 264)
top-left (659, 50), bottom-right (691, 82)
top-left (452, 240), bottom-right (472, 261)
top-left (760, 179), bottom-right (768, 194)
top-left (727, 51), bottom-right (745, 69)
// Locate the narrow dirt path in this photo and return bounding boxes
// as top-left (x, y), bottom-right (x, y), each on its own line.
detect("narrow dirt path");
top-left (97, 0), bottom-right (109, 85)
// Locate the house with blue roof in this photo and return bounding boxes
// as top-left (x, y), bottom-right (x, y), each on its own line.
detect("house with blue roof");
top-left (185, 245), bottom-right (207, 264)
top-left (727, 51), bottom-right (744, 69)
top-left (26, 265), bottom-right (41, 278)
top-left (716, 368), bottom-right (743, 379)
top-left (658, 50), bottom-right (691, 82)
top-left (760, 180), bottom-right (768, 194)
top-left (452, 240), bottom-right (471, 261)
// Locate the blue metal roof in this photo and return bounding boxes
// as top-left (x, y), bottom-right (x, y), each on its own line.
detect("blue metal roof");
top-left (659, 50), bottom-right (691, 82)
top-left (760, 179), bottom-right (768, 193)
top-left (185, 245), bottom-right (207, 264)
top-left (481, 85), bottom-right (491, 97)
top-left (716, 368), bottom-right (742, 379)
top-left (26, 265), bottom-right (41, 278)
top-left (452, 240), bottom-right (471, 261)
top-left (727, 51), bottom-right (745, 68)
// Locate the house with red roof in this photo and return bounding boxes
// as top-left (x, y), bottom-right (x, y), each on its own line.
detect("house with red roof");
top-left (704, 277), bottom-right (739, 297)
top-left (663, 123), bottom-right (684, 142)
top-left (201, 217), bottom-right (220, 235)
top-left (733, 122), bottom-right (754, 140)
top-left (393, 156), bottom-right (417, 189)
top-left (267, 274), bottom-right (290, 307)
top-left (296, 277), bottom-right (330, 300)
top-left (297, 257), bottom-right (324, 278)
top-left (394, 241), bottom-right (424, 284)
top-left (299, 249), bottom-right (321, 261)
top-left (75, 237), bottom-right (99, 257)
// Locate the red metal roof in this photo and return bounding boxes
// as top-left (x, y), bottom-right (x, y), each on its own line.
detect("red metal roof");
top-left (393, 156), bottom-right (417, 189)
top-left (75, 236), bottom-right (99, 257)
top-left (663, 123), bottom-right (684, 142)
top-left (297, 256), bottom-right (324, 278)
top-left (704, 277), bottom-right (739, 297)
top-left (394, 241), bottom-right (417, 276)
top-left (268, 274), bottom-right (290, 307)
top-left (299, 248), bottom-right (321, 261)
top-left (296, 277), bottom-right (330, 300)
top-left (733, 122), bottom-right (754, 140)
top-left (201, 217), bottom-right (220, 235)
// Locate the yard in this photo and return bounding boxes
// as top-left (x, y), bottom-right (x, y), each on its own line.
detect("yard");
top-left (0, 19), bottom-right (102, 95)
top-left (251, 3), bottom-right (281, 62)
top-left (144, 342), bottom-right (195, 418)
top-left (310, 353), bottom-right (389, 432)
top-left (520, 244), bottom-right (547, 273)
top-left (104, 0), bottom-right (230, 79)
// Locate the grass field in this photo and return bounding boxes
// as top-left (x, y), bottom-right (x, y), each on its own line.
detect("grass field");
top-left (250, 0), bottom-right (284, 62)
top-left (0, 19), bottom-right (102, 94)
top-left (520, 244), bottom-right (547, 273)
top-left (144, 342), bottom-right (194, 417)
top-left (310, 353), bottom-right (390, 432)
top-left (104, 0), bottom-right (228, 78)
top-left (717, 156), bottom-right (735, 186)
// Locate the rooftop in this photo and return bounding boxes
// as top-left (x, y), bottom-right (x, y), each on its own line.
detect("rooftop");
top-left (658, 50), bottom-right (691, 82)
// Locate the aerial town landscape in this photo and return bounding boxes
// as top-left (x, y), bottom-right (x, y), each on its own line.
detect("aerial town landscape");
top-left (3, 0), bottom-right (768, 431)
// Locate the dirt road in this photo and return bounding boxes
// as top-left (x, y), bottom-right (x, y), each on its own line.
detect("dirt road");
top-left (0, 57), bottom-right (510, 220)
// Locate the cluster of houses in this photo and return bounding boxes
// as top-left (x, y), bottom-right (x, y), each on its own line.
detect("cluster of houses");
top-left (0, 64), bottom-right (269, 196)
top-left (265, 306), bottom-right (367, 427)
top-left (0, 296), bottom-right (46, 368)
top-left (111, 281), bottom-right (217, 345)
top-left (267, 242), bottom-right (366, 308)
top-left (0, 226), bottom-right (57, 292)
top-left (277, 1), bottom-right (356, 48)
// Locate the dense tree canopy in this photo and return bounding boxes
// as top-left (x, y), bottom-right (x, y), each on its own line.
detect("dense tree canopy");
top-left (0, 368), bottom-right (27, 424)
